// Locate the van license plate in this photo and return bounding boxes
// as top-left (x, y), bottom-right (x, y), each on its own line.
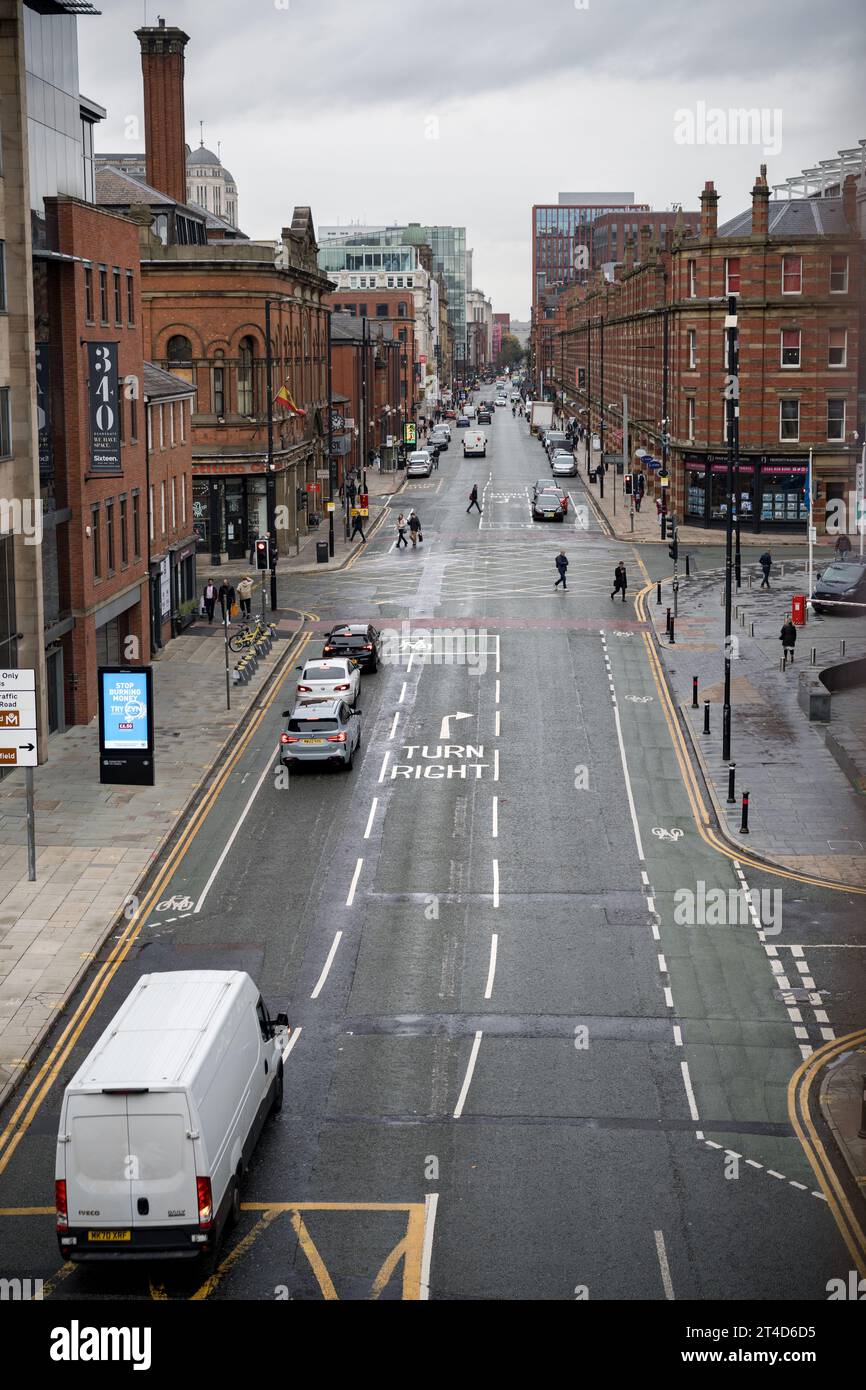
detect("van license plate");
top-left (88, 1229), bottom-right (131, 1242)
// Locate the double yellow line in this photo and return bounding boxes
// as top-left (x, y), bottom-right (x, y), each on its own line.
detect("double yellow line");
top-left (634, 574), bottom-right (866, 896)
top-left (0, 621), bottom-right (313, 1177)
top-left (789, 1032), bottom-right (866, 1277)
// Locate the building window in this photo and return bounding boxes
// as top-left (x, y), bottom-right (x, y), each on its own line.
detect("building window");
top-left (113, 268), bottom-right (122, 325)
top-left (376, 303), bottom-right (388, 317)
top-left (149, 484), bottom-right (154, 541)
top-left (827, 398), bottom-right (846, 442)
top-left (169, 401), bottom-right (175, 446)
top-left (147, 405), bottom-right (153, 452)
top-left (160, 481), bottom-right (166, 535)
top-left (829, 254), bottom-right (849, 293)
top-left (780, 328), bottom-right (801, 368)
top-left (0, 242), bottom-right (6, 312)
top-left (181, 473), bottom-right (187, 526)
top-left (357, 304), bottom-right (368, 318)
top-left (84, 264), bottom-right (94, 321)
top-left (132, 489), bottom-right (141, 558)
top-left (180, 398), bottom-right (186, 442)
top-left (166, 335), bottom-right (193, 383)
top-left (724, 258), bottom-right (740, 295)
top-left (237, 336), bottom-right (255, 414)
top-left (171, 476), bottom-right (176, 530)
top-left (687, 329), bottom-right (697, 369)
top-left (106, 499), bottom-right (115, 573)
top-left (213, 365), bottom-right (225, 416)
top-left (0, 387), bottom-right (10, 459)
top-left (92, 504), bottom-right (101, 579)
top-left (828, 328), bottom-right (847, 368)
top-left (99, 265), bottom-right (108, 322)
top-left (120, 495), bottom-right (128, 566)
top-left (686, 396), bottom-right (696, 441)
top-left (397, 301), bottom-right (407, 318)
top-left (130, 393), bottom-right (138, 442)
top-left (779, 398), bottom-right (800, 441)
top-left (158, 403), bottom-right (164, 449)
top-left (126, 270), bottom-right (135, 325)
top-left (782, 254), bottom-right (802, 294)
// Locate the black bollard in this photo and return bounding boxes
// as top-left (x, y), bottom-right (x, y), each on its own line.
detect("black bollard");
top-left (740, 791), bottom-right (750, 835)
top-left (669, 616), bottom-right (675, 644)
top-left (685, 553), bottom-right (691, 578)
top-left (657, 581), bottom-right (662, 606)
top-left (727, 763), bottom-right (736, 804)
top-left (692, 676), bottom-right (699, 709)
top-left (665, 606), bottom-right (671, 634)
top-left (703, 700), bottom-right (710, 735)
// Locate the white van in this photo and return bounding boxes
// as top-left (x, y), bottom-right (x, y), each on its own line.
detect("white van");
top-left (463, 429), bottom-right (487, 458)
top-left (55, 970), bottom-right (288, 1263)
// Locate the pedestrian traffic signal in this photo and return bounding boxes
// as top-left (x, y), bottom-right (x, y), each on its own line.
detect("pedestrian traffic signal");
top-left (255, 538), bottom-right (269, 570)
top-left (624, 474), bottom-right (633, 495)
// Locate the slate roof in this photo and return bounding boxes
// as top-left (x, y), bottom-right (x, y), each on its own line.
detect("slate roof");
top-left (143, 362), bottom-right (197, 401)
top-left (718, 196), bottom-right (851, 238)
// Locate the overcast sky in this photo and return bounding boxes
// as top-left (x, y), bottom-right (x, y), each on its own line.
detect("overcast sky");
top-left (79, 0), bottom-right (864, 320)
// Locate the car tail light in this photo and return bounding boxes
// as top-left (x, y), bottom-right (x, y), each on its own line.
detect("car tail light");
top-left (298, 684), bottom-right (313, 692)
top-left (323, 645), bottom-right (334, 654)
top-left (334, 683), bottom-right (350, 691)
top-left (281, 734), bottom-right (300, 744)
top-left (197, 1176), bottom-right (213, 1229)
top-left (327, 731), bottom-right (348, 743)
top-left (363, 643), bottom-right (373, 650)
top-left (55, 1179), bottom-right (68, 1229)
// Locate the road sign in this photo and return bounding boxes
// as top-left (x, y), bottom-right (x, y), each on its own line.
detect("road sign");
top-left (0, 669), bottom-right (37, 766)
top-left (316, 469), bottom-right (330, 479)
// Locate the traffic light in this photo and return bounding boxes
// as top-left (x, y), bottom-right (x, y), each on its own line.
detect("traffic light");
top-left (255, 538), bottom-right (269, 570)
top-left (624, 473), bottom-right (633, 495)
top-left (668, 530), bottom-right (679, 563)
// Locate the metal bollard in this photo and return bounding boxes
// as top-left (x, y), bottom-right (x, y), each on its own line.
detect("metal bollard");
top-left (692, 676), bottom-right (699, 709)
top-left (727, 763), bottom-right (736, 804)
top-left (748, 574), bottom-right (753, 589)
top-left (657, 581), bottom-right (662, 605)
top-left (703, 700), bottom-right (711, 735)
top-left (749, 622), bottom-right (755, 637)
top-left (858, 1074), bottom-right (866, 1140)
top-left (740, 791), bottom-right (750, 834)
top-left (669, 616), bottom-right (675, 644)
top-left (779, 657), bottom-right (785, 671)
top-left (840, 639), bottom-right (846, 657)
top-left (685, 554), bottom-right (691, 578)
top-left (666, 606), bottom-right (671, 634)
top-left (810, 647), bottom-right (817, 665)
top-left (740, 610), bottom-right (746, 627)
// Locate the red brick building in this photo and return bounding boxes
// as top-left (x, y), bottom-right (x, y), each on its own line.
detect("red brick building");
top-left (330, 314), bottom-right (406, 485)
top-left (143, 363), bottom-right (197, 648)
top-left (554, 171), bottom-right (863, 534)
top-left (325, 289), bottom-right (417, 463)
top-left (41, 196), bottom-right (150, 725)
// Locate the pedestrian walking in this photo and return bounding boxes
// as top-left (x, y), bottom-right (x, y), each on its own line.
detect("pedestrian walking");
top-left (395, 513), bottom-right (408, 548)
top-left (408, 510), bottom-right (422, 548)
top-left (218, 579), bottom-right (235, 624)
top-left (554, 550), bottom-right (569, 589)
top-left (835, 533), bottom-right (852, 560)
top-left (635, 472), bottom-right (645, 513)
top-left (611, 561), bottom-right (628, 602)
top-left (202, 580), bottom-right (217, 624)
top-left (467, 484), bottom-right (482, 514)
top-left (780, 617), bottom-right (797, 667)
top-left (351, 512), bottom-right (367, 543)
top-left (759, 550), bottom-right (772, 588)
top-left (236, 575), bottom-right (253, 618)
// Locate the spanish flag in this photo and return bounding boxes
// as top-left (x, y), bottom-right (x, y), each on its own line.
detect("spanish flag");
top-left (274, 381), bottom-right (306, 416)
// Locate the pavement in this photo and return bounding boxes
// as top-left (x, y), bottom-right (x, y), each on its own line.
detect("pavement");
top-left (643, 555), bottom-right (866, 888)
top-left (573, 441), bottom-right (845, 548)
top-left (2, 401), bottom-right (865, 1300)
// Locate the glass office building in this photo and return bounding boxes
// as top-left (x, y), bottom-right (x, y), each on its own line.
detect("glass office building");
top-left (532, 200), bottom-right (645, 310)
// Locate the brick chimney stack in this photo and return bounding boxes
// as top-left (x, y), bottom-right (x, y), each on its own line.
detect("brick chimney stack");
top-left (751, 164), bottom-right (770, 236)
top-left (700, 180), bottom-right (719, 237)
top-left (136, 18), bottom-right (190, 206)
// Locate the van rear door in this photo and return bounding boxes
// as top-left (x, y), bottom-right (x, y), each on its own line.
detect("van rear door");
top-left (64, 1092), bottom-right (134, 1228)
top-left (127, 1092), bottom-right (199, 1226)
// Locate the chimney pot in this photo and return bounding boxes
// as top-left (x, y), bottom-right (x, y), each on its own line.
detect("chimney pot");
top-left (700, 180), bottom-right (719, 238)
top-left (751, 166), bottom-right (771, 236)
top-left (136, 22), bottom-right (190, 206)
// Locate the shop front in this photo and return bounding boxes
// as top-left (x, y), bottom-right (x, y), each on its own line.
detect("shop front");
top-left (684, 454), bottom-right (808, 532)
top-left (193, 474), bottom-right (268, 562)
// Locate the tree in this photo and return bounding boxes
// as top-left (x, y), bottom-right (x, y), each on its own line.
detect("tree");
top-left (496, 333), bottom-right (524, 370)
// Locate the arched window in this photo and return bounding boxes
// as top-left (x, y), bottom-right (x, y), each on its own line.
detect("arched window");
top-left (212, 349), bottom-right (226, 418)
top-left (237, 336), bottom-right (255, 415)
top-left (167, 334), bottom-right (192, 364)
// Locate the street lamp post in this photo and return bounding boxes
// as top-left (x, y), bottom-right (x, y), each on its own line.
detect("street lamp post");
top-left (264, 296), bottom-right (287, 613)
top-left (327, 310), bottom-right (335, 558)
top-left (722, 294), bottom-right (739, 762)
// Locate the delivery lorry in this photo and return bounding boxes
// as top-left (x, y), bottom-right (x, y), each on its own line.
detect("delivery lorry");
top-left (529, 401), bottom-right (554, 437)
top-left (55, 970), bottom-right (288, 1262)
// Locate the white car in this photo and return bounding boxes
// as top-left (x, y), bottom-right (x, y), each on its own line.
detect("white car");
top-left (406, 450), bottom-right (433, 477)
top-left (551, 452), bottom-right (577, 477)
top-left (295, 657), bottom-right (360, 705)
top-left (495, 395), bottom-right (508, 407)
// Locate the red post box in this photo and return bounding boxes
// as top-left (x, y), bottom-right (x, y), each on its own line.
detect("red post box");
top-left (791, 593), bottom-right (807, 625)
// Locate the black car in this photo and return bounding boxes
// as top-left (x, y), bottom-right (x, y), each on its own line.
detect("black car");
top-left (321, 623), bottom-right (381, 672)
top-left (477, 408), bottom-right (492, 424)
top-left (811, 560), bottom-right (866, 614)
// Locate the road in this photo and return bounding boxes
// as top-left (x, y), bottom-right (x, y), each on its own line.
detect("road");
top-left (0, 396), bottom-right (862, 1302)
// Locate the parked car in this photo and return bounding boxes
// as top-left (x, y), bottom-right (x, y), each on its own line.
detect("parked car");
top-left (551, 452), bottom-right (577, 477)
top-left (406, 450), bottom-right (433, 477)
top-left (811, 560), bottom-right (866, 614)
top-left (532, 491), bottom-right (565, 522)
top-left (280, 698), bottom-right (362, 770)
top-left (544, 431), bottom-right (568, 457)
top-left (322, 623), bottom-right (381, 672)
top-left (295, 656), bottom-right (360, 705)
top-left (55, 970), bottom-right (288, 1263)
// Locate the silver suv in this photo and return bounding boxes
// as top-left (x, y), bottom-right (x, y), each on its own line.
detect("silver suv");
top-left (279, 697), bottom-right (362, 770)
